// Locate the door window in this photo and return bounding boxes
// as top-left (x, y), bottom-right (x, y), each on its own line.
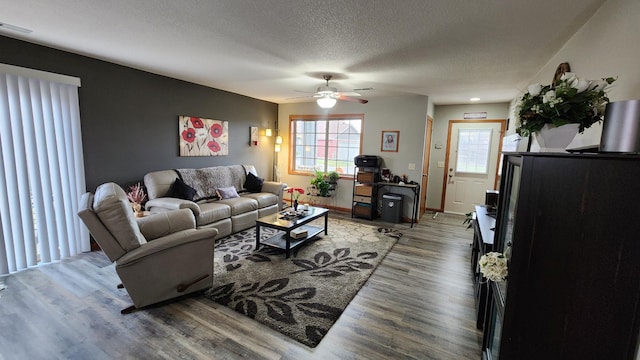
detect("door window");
top-left (455, 128), bottom-right (492, 174)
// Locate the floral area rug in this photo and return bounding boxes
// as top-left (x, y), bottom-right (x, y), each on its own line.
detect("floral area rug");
top-left (205, 218), bottom-right (398, 348)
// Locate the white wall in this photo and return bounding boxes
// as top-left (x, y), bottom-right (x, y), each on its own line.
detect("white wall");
top-left (426, 103), bottom-right (510, 210)
top-left (521, 0), bottom-right (640, 149)
top-left (277, 95), bottom-right (429, 217)
top-left (427, 99), bottom-right (435, 118)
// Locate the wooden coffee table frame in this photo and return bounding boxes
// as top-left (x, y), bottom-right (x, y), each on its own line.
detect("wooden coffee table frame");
top-left (255, 206), bottom-right (328, 258)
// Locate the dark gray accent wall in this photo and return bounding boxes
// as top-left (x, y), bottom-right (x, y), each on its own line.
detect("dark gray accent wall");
top-left (0, 35), bottom-right (277, 191)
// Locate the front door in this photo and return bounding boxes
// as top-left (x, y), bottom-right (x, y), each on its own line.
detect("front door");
top-left (443, 120), bottom-right (505, 214)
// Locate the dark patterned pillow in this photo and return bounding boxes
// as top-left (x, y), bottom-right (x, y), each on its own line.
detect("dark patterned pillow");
top-left (167, 178), bottom-right (197, 201)
top-left (244, 172), bottom-right (264, 193)
top-left (216, 186), bottom-right (239, 199)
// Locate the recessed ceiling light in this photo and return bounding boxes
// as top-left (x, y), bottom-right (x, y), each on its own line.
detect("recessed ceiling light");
top-left (470, 97), bottom-right (481, 102)
top-left (0, 22), bottom-right (33, 34)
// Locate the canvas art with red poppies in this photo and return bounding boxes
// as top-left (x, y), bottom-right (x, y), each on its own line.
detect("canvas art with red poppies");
top-left (179, 116), bottom-right (229, 156)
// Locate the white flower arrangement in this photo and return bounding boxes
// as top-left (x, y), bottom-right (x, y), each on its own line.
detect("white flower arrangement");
top-left (479, 252), bottom-right (508, 282)
top-left (516, 72), bottom-right (616, 137)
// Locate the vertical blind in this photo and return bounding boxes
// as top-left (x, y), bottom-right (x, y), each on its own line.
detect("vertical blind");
top-left (0, 67), bottom-right (88, 275)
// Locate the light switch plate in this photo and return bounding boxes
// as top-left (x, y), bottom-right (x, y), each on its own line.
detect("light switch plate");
top-left (408, 163), bottom-right (415, 170)
top-left (437, 161), bottom-right (445, 168)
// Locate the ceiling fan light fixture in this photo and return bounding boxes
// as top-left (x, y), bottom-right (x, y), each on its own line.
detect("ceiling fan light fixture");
top-left (317, 96), bottom-right (336, 109)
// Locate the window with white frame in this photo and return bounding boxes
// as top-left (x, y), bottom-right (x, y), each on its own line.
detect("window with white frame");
top-left (289, 114), bottom-right (363, 176)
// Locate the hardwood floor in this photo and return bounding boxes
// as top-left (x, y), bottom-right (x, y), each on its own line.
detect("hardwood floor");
top-left (0, 211), bottom-right (483, 359)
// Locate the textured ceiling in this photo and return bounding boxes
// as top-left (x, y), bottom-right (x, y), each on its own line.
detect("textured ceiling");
top-left (0, 0), bottom-right (606, 105)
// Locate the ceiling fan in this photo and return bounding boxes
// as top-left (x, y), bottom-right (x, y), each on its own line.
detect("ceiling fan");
top-left (293, 75), bottom-right (371, 108)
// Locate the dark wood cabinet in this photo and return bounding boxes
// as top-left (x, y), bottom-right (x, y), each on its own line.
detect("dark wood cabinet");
top-left (483, 153), bottom-right (640, 359)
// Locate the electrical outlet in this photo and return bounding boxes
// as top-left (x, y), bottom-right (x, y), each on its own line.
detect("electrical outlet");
top-left (408, 163), bottom-right (415, 170)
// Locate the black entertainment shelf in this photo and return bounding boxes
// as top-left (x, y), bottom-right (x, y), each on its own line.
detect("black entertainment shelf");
top-left (471, 205), bottom-right (495, 330)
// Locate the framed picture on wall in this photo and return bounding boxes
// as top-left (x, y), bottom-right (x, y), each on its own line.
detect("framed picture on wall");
top-left (179, 116), bottom-right (229, 156)
top-left (381, 130), bottom-right (399, 152)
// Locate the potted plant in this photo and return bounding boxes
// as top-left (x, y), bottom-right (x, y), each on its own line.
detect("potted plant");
top-left (326, 170), bottom-right (340, 192)
top-left (126, 182), bottom-right (147, 217)
top-left (310, 170), bottom-right (330, 197)
top-left (516, 72), bottom-right (616, 149)
top-left (327, 171), bottom-right (340, 184)
top-left (463, 211), bottom-right (474, 229)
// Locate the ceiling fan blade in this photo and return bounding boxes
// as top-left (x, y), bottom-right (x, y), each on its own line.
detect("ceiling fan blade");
top-left (339, 95), bottom-right (368, 104)
top-left (285, 95), bottom-right (314, 100)
top-left (352, 87), bottom-right (373, 91)
top-left (338, 91), bottom-right (362, 97)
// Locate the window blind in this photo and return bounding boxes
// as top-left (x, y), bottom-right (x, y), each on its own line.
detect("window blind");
top-left (0, 67), bottom-right (88, 275)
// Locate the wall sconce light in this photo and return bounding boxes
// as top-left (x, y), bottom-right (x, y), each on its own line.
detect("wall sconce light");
top-left (274, 144), bottom-right (281, 153)
top-left (316, 96), bottom-right (337, 109)
top-left (265, 128), bottom-right (272, 137)
top-left (275, 136), bottom-right (282, 145)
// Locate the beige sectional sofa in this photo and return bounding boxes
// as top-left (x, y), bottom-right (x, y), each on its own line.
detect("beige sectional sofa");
top-left (144, 165), bottom-right (286, 238)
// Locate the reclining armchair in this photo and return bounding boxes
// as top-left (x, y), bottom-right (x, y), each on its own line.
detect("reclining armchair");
top-left (78, 182), bottom-right (218, 313)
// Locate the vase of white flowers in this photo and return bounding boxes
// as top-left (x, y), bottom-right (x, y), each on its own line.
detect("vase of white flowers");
top-left (479, 252), bottom-right (508, 282)
top-left (517, 72), bottom-right (616, 151)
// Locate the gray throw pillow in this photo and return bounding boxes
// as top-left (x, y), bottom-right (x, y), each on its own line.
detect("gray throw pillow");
top-left (217, 186), bottom-right (239, 199)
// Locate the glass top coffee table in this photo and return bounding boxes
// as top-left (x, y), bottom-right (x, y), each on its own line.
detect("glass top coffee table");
top-left (255, 206), bottom-right (328, 258)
